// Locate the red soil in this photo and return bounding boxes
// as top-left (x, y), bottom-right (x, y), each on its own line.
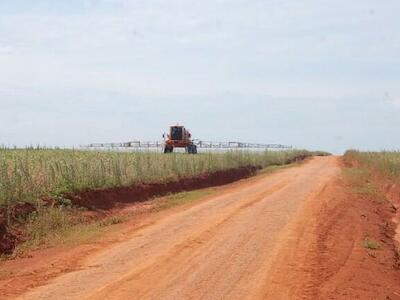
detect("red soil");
top-left (67, 166), bottom-right (259, 210)
top-left (261, 160), bottom-right (400, 299)
top-left (0, 203), bottom-right (35, 255)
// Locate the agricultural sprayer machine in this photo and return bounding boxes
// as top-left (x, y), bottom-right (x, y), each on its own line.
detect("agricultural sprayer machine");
top-left (86, 125), bottom-right (292, 154)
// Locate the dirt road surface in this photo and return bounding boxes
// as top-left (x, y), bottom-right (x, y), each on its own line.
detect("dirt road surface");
top-left (14, 157), bottom-right (343, 300)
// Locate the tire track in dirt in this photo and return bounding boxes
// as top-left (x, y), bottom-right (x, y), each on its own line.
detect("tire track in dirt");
top-left (86, 181), bottom-right (290, 300)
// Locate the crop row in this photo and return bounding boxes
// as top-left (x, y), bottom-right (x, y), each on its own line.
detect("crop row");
top-left (344, 150), bottom-right (400, 181)
top-left (0, 149), bottom-right (311, 207)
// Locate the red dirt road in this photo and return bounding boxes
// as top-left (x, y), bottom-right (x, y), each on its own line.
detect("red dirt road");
top-left (2, 157), bottom-right (399, 299)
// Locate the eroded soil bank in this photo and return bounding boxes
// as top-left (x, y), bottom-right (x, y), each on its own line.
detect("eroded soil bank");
top-left (67, 166), bottom-right (260, 210)
top-left (377, 181), bottom-right (400, 245)
top-left (0, 166), bottom-right (260, 255)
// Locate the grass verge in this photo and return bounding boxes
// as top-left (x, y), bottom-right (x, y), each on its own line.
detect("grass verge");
top-left (343, 151), bottom-right (400, 262)
top-left (342, 167), bottom-right (388, 204)
top-left (153, 189), bottom-right (216, 211)
top-left (363, 237), bottom-right (381, 250)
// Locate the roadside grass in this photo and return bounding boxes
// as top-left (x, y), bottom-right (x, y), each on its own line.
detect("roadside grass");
top-left (99, 216), bottom-right (126, 227)
top-left (26, 206), bottom-right (70, 243)
top-left (257, 163), bottom-right (296, 175)
top-left (310, 151), bottom-right (332, 157)
top-left (342, 167), bottom-right (387, 204)
top-left (343, 150), bottom-right (400, 256)
top-left (344, 150), bottom-right (400, 182)
top-left (256, 158), bottom-right (311, 176)
top-left (153, 189), bottom-right (217, 211)
top-left (12, 189), bottom-right (216, 256)
top-left (13, 210), bottom-right (119, 256)
top-left (363, 237), bottom-right (381, 250)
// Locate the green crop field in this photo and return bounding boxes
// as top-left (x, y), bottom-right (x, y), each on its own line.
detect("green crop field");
top-left (344, 150), bottom-right (400, 181)
top-left (0, 148), bottom-right (312, 207)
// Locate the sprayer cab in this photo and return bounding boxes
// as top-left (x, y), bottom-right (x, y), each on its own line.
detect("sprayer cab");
top-left (163, 125), bottom-right (197, 154)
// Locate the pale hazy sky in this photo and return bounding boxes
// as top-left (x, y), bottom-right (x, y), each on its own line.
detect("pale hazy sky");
top-left (1, 0), bottom-right (399, 153)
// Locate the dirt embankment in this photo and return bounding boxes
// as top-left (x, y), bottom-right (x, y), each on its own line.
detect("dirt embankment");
top-left (67, 166), bottom-right (260, 210)
top-left (0, 166), bottom-right (260, 255)
top-left (368, 174), bottom-right (400, 245)
top-left (343, 156), bottom-right (400, 245)
top-left (308, 176), bottom-right (399, 298)
top-left (0, 203), bottom-right (36, 255)
top-left (265, 158), bottom-right (400, 299)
